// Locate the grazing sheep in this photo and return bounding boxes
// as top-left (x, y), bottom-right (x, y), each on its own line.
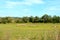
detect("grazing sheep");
top-left (16, 24), bottom-right (26, 27)
top-left (54, 26), bottom-right (57, 28)
top-left (52, 26), bottom-right (57, 28)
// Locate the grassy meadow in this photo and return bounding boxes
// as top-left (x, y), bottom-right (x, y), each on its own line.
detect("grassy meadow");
top-left (0, 23), bottom-right (60, 40)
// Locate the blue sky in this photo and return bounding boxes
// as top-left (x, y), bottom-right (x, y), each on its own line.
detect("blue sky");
top-left (0, 0), bottom-right (60, 17)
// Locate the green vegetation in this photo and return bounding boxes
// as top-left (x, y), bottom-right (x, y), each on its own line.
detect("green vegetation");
top-left (0, 14), bottom-right (60, 23)
top-left (0, 23), bottom-right (60, 40)
top-left (0, 14), bottom-right (60, 40)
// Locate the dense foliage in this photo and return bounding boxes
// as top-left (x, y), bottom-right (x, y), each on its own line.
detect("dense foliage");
top-left (0, 14), bottom-right (60, 23)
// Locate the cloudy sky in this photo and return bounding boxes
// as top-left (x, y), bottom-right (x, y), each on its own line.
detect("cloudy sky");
top-left (0, 0), bottom-right (60, 17)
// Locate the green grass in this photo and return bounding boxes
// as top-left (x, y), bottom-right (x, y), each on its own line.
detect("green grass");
top-left (0, 23), bottom-right (60, 40)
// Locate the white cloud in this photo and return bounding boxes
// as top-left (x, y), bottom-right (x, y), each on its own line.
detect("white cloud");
top-left (22, 8), bottom-right (32, 16)
top-left (23, 9), bottom-right (30, 13)
top-left (5, 0), bottom-right (45, 8)
top-left (41, 6), bottom-right (60, 15)
top-left (0, 10), bottom-right (3, 12)
top-left (48, 7), bottom-right (60, 11)
top-left (24, 0), bottom-right (45, 4)
top-left (5, 1), bottom-right (18, 8)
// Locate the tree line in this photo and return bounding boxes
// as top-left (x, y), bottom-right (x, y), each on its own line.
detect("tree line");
top-left (0, 14), bottom-right (60, 24)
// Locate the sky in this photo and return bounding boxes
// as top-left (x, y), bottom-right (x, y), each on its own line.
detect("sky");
top-left (0, 0), bottom-right (60, 17)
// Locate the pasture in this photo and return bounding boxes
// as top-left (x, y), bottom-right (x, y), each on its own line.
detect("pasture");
top-left (0, 23), bottom-right (60, 40)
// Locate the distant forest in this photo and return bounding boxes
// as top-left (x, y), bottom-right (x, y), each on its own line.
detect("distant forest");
top-left (0, 14), bottom-right (60, 24)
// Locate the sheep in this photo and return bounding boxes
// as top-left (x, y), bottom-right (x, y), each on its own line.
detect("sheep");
top-left (16, 24), bottom-right (26, 27)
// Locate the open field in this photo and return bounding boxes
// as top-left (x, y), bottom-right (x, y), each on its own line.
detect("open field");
top-left (0, 23), bottom-right (60, 40)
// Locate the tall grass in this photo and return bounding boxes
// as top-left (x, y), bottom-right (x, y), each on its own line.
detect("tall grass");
top-left (0, 30), bottom-right (60, 40)
top-left (0, 23), bottom-right (60, 40)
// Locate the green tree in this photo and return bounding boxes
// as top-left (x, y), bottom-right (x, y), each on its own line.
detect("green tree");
top-left (22, 17), bottom-right (29, 23)
top-left (52, 15), bottom-right (60, 23)
top-left (29, 16), bottom-right (34, 23)
top-left (41, 14), bottom-right (49, 23)
top-left (33, 16), bottom-right (40, 23)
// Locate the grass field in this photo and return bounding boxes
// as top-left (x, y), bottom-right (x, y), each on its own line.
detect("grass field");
top-left (0, 23), bottom-right (60, 40)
